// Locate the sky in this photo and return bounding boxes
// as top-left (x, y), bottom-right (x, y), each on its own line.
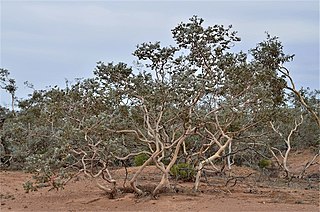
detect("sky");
top-left (0, 0), bottom-right (319, 107)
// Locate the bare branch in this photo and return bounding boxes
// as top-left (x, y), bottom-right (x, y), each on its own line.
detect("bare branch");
top-left (279, 66), bottom-right (320, 128)
top-left (298, 152), bottom-right (319, 179)
top-left (111, 151), bottom-right (151, 161)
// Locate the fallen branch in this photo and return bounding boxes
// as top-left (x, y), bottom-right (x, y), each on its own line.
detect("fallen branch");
top-left (225, 172), bottom-right (255, 187)
top-left (83, 197), bottom-right (101, 204)
top-left (298, 152), bottom-right (319, 179)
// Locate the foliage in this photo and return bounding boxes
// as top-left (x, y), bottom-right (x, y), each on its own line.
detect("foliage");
top-left (23, 181), bottom-right (38, 193)
top-left (258, 159), bottom-right (272, 169)
top-left (170, 163), bottom-right (195, 181)
top-left (0, 69), bottom-right (17, 114)
top-left (134, 154), bottom-right (150, 166)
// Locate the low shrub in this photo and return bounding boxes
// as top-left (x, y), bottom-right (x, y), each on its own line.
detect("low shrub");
top-left (170, 163), bottom-right (195, 181)
top-left (133, 154), bottom-right (150, 166)
top-left (258, 159), bottom-right (272, 169)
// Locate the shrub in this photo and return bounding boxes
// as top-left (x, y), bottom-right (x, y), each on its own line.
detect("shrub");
top-left (170, 163), bottom-right (195, 181)
top-left (23, 181), bottom-right (38, 193)
top-left (133, 154), bottom-right (149, 166)
top-left (258, 159), bottom-right (272, 169)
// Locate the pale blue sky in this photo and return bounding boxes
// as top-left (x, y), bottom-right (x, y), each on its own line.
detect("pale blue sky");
top-left (1, 0), bottom-right (319, 107)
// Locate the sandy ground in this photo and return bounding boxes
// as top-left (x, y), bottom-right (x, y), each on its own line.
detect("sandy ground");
top-left (0, 150), bottom-right (319, 212)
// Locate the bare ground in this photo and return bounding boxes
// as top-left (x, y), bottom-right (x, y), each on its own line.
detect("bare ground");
top-left (0, 150), bottom-right (319, 212)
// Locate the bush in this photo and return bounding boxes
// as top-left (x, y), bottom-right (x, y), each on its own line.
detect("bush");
top-left (258, 159), bottom-right (272, 169)
top-left (133, 154), bottom-right (149, 166)
top-left (170, 163), bottom-right (195, 181)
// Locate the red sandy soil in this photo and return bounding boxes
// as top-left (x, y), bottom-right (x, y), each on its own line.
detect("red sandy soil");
top-left (0, 150), bottom-right (319, 212)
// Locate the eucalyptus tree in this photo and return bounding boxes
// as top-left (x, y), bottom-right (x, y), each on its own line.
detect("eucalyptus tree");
top-left (291, 88), bottom-right (320, 148)
top-left (0, 106), bottom-right (12, 167)
top-left (158, 17), bottom-right (293, 190)
top-left (3, 78), bottom-right (124, 195)
top-left (93, 16), bottom-right (298, 194)
top-left (94, 49), bottom-right (201, 195)
top-left (266, 88), bottom-right (319, 178)
top-left (0, 69), bottom-right (17, 114)
top-left (0, 70), bottom-right (17, 166)
top-left (93, 16), bottom-right (243, 195)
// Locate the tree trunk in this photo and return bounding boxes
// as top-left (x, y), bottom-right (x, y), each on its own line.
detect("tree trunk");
top-left (227, 142), bottom-right (233, 170)
top-left (194, 138), bottom-right (232, 191)
top-left (152, 172), bottom-right (170, 196)
top-left (129, 155), bottom-right (155, 195)
top-left (11, 94), bottom-right (15, 116)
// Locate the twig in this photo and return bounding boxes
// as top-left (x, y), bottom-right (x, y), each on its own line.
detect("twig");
top-left (83, 197), bottom-right (101, 204)
top-left (225, 173), bottom-right (255, 187)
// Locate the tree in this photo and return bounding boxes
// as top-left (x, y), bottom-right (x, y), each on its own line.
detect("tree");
top-left (267, 88), bottom-right (319, 178)
top-left (0, 69), bottom-right (17, 115)
top-left (93, 16), bottom-right (298, 193)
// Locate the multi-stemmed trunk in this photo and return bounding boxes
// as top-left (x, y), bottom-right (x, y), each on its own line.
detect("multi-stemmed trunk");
top-left (194, 137), bottom-right (232, 191)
